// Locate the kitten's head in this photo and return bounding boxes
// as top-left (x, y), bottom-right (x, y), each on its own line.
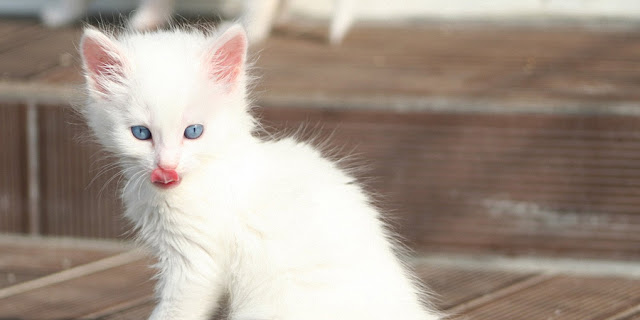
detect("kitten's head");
top-left (80, 24), bottom-right (254, 190)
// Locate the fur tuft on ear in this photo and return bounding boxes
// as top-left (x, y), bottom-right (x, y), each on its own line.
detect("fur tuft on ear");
top-left (80, 28), bottom-right (127, 97)
top-left (206, 25), bottom-right (248, 89)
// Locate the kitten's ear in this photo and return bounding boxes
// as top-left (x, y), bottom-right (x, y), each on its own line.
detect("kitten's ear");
top-left (80, 28), bottom-right (127, 96)
top-left (205, 25), bottom-right (248, 90)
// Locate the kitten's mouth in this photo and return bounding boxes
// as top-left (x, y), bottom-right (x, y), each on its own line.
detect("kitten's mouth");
top-left (151, 168), bottom-right (181, 189)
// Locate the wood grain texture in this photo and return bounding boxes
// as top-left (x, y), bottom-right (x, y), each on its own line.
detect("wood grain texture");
top-left (4, 22), bottom-right (638, 106)
top-left (0, 26), bottom-right (79, 80)
top-left (0, 243), bottom-right (118, 274)
top-left (38, 106), bottom-right (127, 239)
top-left (259, 106), bottom-right (640, 259)
top-left (0, 239), bottom-right (123, 289)
top-left (0, 104), bottom-right (26, 234)
top-left (414, 264), bottom-right (535, 311)
top-left (0, 259), bottom-right (155, 319)
top-left (7, 102), bottom-right (640, 260)
top-left (0, 238), bottom-right (637, 320)
top-left (451, 275), bottom-right (640, 320)
top-left (2, 20), bottom-right (640, 258)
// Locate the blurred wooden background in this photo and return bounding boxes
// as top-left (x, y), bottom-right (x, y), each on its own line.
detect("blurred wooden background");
top-left (1, 20), bottom-right (640, 261)
top-left (1, 14), bottom-right (640, 320)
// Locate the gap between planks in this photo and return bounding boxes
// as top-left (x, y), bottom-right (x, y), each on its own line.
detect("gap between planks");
top-left (0, 250), bottom-right (143, 299)
top-left (77, 294), bottom-right (155, 320)
top-left (604, 304), bottom-right (640, 320)
top-left (444, 273), bottom-right (554, 316)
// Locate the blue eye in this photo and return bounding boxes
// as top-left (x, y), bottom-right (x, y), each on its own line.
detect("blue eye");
top-left (131, 126), bottom-right (152, 140)
top-left (184, 124), bottom-right (203, 139)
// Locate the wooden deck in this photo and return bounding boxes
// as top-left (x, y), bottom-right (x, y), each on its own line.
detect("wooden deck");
top-left (1, 17), bottom-right (640, 319)
top-left (1, 18), bottom-right (640, 259)
top-left (0, 235), bottom-right (639, 320)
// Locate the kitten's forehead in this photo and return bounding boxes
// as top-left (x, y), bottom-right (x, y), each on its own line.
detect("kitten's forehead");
top-left (118, 31), bottom-right (218, 127)
top-left (124, 33), bottom-right (207, 106)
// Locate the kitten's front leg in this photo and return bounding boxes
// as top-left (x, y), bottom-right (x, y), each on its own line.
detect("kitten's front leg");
top-left (149, 254), bottom-right (224, 320)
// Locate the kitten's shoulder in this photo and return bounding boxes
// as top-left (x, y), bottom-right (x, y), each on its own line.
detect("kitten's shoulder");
top-left (262, 137), bottom-right (324, 166)
top-left (260, 137), bottom-right (348, 180)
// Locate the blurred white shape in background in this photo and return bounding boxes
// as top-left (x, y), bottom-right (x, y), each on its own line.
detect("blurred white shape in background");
top-left (0, 0), bottom-right (639, 21)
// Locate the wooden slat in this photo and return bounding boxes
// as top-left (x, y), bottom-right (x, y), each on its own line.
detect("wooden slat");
top-left (4, 22), bottom-right (640, 105)
top-left (93, 301), bottom-right (155, 320)
top-left (607, 306), bottom-right (640, 320)
top-left (258, 107), bottom-right (640, 259)
top-left (0, 19), bottom-right (45, 54)
top-left (0, 237), bottom-right (124, 289)
top-left (256, 24), bottom-right (640, 103)
top-left (615, 309), bottom-right (640, 320)
top-left (36, 64), bottom-right (83, 84)
top-left (0, 272), bottom-right (39, 289)
top-left (0, 243), bottom-right (119, 275)
top-left (415, 264), bottom-right (535, 311)
top-left (452, 275), bottom-right (640, 320)
top-left (79, 296), bottom-right (154, 319)
top-left (2, 20), bottom-right (640, 259)
top-left (38, 105), bottom-right (126, 238)
top-left (0, 103), bottom-right (26, 233)
top-left (0, 259), bottom-right (154, 319)
top-left (0, 27), bottom-right (80, 80)
top-left (0, 238), bottom-right (636, 320)
top-left (12, 102), bottom-right (640, 258)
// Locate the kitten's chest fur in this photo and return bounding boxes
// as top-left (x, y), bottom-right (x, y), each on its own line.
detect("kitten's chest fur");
top-left (121, 138), bottom-right (358, 265)
top-left (120, 141), bottom-right (296, 255)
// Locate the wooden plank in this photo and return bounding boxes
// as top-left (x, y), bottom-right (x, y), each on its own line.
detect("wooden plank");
top-left (0, 27), bottom-right (80, 80)
top-left (77, 262), bottom-right (540, 319)
top-left (0, 272), bottom-right (39, 289)
top-left (36, 64), bottom-right (83, 84)
top-left (0, 235), bottom-right (126, 289)
top-left (621, 312), bottom-right (640, 320)
top-left (38, 105), bottom-right (126, 238)
top-left (0, 258), bottom-right (154, 319)
top-left (256, 24), bottom-right (640, 103)
top-left (0, 251), bottom-right (140, 300)
top-left (0, 238), bottom-right (636, 320)
top-left (451, 275), bottom-right (640, 320)
top-left (2, 20), bottom-right (640, 258)
top-left (15, 103), bottom-right (640, 258)
top-left (88, 300), bottom-right (154, 320)
top-left (0, 243), bottom-right (120, 275)
top-left (78, 296), bottom-right (154, 319)
top-left (415, 264), bottom-right (536, 311)
top-left (258, 107), bottom-right (640, 260)
top-left (0, 103), bottom-right (26, 234)
top-left (0, 19), bottom-right (45, 53)
top-left (607, 305), bottom-right (640, 320)
top-left (1, 21), bottom-right (638, 105)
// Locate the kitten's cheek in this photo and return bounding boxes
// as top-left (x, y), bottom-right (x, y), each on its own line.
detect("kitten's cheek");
top-left (151, 168), bottom-right (181, 189)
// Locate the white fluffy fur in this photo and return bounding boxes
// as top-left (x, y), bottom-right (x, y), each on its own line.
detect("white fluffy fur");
top-left (80, 24), bottom-right (439, 320)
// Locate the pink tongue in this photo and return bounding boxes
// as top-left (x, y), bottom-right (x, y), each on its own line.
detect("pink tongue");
top-left (151, 168), bottom-right (179, 184)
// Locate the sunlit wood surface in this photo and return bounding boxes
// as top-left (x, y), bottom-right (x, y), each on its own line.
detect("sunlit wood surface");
top-left (0, 18), bottom-right (640, 319)
top-left (0, 236), bottom-right (639, 320)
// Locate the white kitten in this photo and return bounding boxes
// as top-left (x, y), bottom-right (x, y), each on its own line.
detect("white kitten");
top-left (79, 24), bottom-right (439, 320)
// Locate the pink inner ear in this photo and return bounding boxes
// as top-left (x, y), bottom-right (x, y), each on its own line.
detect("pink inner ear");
top-left (209, 31), bottom-right (247, 85)
top-left (82, 36), bottom-right (123, 94)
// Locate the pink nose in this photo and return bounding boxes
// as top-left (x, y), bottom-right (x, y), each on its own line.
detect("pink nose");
top-left (151, 168), bottom-right (180, 188)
